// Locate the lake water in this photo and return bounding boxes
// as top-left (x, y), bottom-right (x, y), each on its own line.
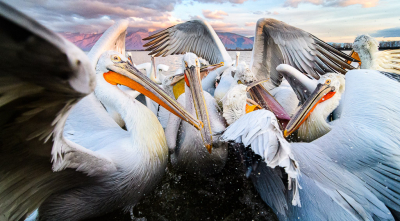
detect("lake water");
top-left (128, 51), bottom-right (253, 75)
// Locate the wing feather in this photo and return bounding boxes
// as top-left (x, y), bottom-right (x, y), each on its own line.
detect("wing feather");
top-left (143, 20), bottom-right (232, 65)
top-left (0, 3), bottom-right (111, 220)
top-left (251, 18), bottom-right (358, 90)
top-left (312, 69), bottom-right (400, 215)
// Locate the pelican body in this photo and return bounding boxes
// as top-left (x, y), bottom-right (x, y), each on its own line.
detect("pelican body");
top-left (166, 53), bottom-right (228, 175)
top-left (353, 34), bottom-right (400, 74)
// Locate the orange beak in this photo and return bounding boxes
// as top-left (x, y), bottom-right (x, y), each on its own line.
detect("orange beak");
top-left (284, 83), bottom-right (336, 137)
top-left (104, 61), bottom-right (202, 131)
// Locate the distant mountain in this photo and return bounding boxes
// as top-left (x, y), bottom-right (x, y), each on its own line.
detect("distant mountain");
top-left (217, 32), bottom-right (253, 50)
top-left (61, 30), bottom-right (400, 52)
top-left (60, 30), bottom-right (254, 51)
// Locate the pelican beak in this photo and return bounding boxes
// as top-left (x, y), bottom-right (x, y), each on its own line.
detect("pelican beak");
top-left (284, 83), bottom-right (336, 137)
top-left (200, 62), bottom-right (224, 73)
top-left (185, 65), bottom-right (213, 153)
top-left (346, 50), bottom-right (361, 67)
top-left (247, 80), bottom-right (291, 130)
top-left (200, 62), bottom-right (224, 80)
top-left (169, 73), bottom-right (184, 86)
top-left (104, 61), bottom-right (203, 131)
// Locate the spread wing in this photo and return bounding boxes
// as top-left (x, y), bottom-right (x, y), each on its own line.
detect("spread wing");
top-left (0, 3), bottom-right (114, 220)
top-left (311, 69), bottom-right (400, 215)
top-left (251, 18), bottom-right (358, 90)
top-left (221, 110), bottom-right (300, 210)
top-left (143, 20), bottom-right (232, 65)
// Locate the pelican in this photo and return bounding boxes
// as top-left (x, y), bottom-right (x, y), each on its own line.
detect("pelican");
top-left (135, 55), bottom-right (170, 84)
top-left (143, 19), bottom-right (236, 105)
top-left (0, 3), bottom-right (200, 220)
top-left (165, 53), bottom-right (228, 175)
top-left (276, 64), bottom-right (400, 219)
top-left (221, 69), bottom-right (400, 219)
top-left (247, 18), bottom-right (360, 118)
top-left (352, 34), bottom-right (400, 74)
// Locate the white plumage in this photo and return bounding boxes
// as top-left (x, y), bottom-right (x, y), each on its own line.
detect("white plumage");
top-left (221, 69), bottom-right (400, 220)
top-left (0, 4), bottom-right (200, 220)
top-left (353, 34), bottom-right (400, 74)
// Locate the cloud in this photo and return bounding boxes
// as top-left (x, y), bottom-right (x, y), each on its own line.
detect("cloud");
top-left (245, 22), bottom-right (256, 26)
top-left (1, 0), bottom-right (181, 33)
top-left (202, 10), bottom-right (229, 20)
top-left (284, 0), bottom-right (379, 8)
top-left (194, 0), bottom-right (248, 4)
top-left (371, 27), bottom-right (400, 38)
top-left (253, 11), bottom-right (263, 15)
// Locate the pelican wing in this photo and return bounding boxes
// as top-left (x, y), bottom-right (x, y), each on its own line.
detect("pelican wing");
top-left (0, 3), bottom-right (114, 220)
top-left (221, 110), bottom-right (300, 211)
top-left (251, 18), bottom-right (357, 90)
top-left (143, 20), bottom-right (232, 65)
top-left (375, 49), bottom-right (400, 75)
top-left (87, 19), bottom-right (129, 67)
top-left (312, 69), bottom-right (400, 214)
top-left (222, 109), bottom-right (392, 220)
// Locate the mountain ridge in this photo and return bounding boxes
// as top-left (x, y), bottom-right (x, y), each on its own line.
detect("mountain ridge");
top-left (60, 31), bottom-right (400, 51)
top-left (60, 30), bottom-right (254, 51)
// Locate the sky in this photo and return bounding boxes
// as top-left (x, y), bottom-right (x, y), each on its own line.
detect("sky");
top-left (2, 0), bottom-right (400, 42)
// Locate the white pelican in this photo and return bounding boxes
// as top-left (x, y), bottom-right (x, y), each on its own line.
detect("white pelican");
top-left (135, 55), bottom-right (170, 84)
top-left (249, 18), bottom-right (360, 118)
top-left (0, 3), bottom-right (200, 220)
top-left (165, 53), bottom-right (228, 175)
top-left (143, 19), bottom-right (236, 105)
top-left (221, 73), bottom-right (400, 220)
top-left (352, 34), bottom-right (400, 75)
top-left (277, 64), bottom-right (400, 219)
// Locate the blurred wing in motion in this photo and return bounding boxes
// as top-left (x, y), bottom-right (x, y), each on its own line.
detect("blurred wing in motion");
top-left (375, 49), bottom-right (400, 75)
top-left (0, 2), bottom-right (105, 220)
top-left (143, 20), bottom-right (232, 65)
top-left (251, 18), bottom-right (358, 90)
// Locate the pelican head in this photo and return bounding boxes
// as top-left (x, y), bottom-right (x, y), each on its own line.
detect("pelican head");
top-left (278, 64), bottom-right (345, 141)
top-left (234, 62), bottom-right (256, 84)
top-left (95, 51), bottom-right (202, 130)
top-left (222, 84), bottom-right (260, 125)
top-left (182, 52), bottom-right (214, 153)
top-left (352, 34), bottom-right (379, 69)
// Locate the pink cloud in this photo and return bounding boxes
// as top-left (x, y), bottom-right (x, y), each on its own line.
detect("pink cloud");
top-left (202, 10), bottom-right (229, 20)
top-left (245, 22), bottom-right (256, 27)
top-left (284, 0), bottom-right (379, 8)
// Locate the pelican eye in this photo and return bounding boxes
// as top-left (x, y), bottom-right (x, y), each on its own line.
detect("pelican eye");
top-left (185, 61), bottom-right (188, 68)
top-left (325, 79), bottom-right (331, 85)
top-left (195, 59), bottom-right (199, 66)
top-left (111, 55), bottom-right (122, 63)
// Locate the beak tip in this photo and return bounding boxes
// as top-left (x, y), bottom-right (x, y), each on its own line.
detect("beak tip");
top-left (206, 144), bottom-right (212, 154)
top-left (284, 130), bottom-right (289, 137)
